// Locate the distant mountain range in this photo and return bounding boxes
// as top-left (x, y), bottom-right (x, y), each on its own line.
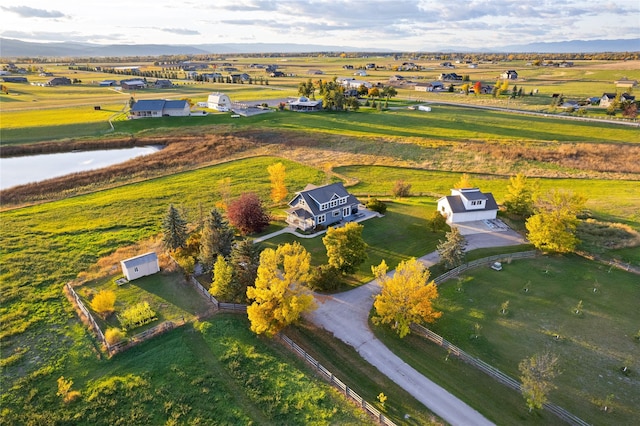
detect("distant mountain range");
top-left (1, 37), bottom-right (638, 58)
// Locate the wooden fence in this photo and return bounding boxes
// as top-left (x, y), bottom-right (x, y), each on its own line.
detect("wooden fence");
top-left (188, 276), bottom-right (247, 313)
top-left (279, 334), bottom-right (396, 426)
top-left (65, 282), bottom-right (184, 356)
top-left (433, 251), bottom-right (538, 284)
top-left (409, 323), bottom-right (591, 426)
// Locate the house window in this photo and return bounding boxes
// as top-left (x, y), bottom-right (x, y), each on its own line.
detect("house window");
top-left (333, 210), bottom-right (340, 217)
top-left (317, 214), bottom-right (326, 224)
top-left (320, 203), bottom-right (328, 210)
top-left (340, 198), bottom-right (347, 205)
top-left (343, 206), bottom-right (351, 217)
top-left (330, 200), bottom-right (338, 208)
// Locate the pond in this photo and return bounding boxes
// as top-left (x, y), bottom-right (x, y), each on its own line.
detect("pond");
top-left (0, 146), bottom-right (161, 190)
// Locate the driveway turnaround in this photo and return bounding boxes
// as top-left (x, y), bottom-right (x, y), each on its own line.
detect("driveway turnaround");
top-left (306, 229), bottom-right (527, 425)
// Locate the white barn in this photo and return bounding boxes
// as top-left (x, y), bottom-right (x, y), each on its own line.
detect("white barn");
top-left (207, 92), bottom-right (232, 111)
top-left (437, 188), bottom-right (498, 224)
top-left (120, 252), bottom-right (160, 281)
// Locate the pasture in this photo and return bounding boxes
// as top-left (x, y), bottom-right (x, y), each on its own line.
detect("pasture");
top-left (1, 55), bottom-right (639, 424)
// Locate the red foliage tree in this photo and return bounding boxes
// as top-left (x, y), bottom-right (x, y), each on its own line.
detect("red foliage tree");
top-left (226, 192), bottom-right (271, 235)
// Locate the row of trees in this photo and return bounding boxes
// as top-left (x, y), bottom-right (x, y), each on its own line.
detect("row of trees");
top-left (297, 77), bottom-right (397, 110)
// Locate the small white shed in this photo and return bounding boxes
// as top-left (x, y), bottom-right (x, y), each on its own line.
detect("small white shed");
top-left (207, 92), bottom-right (232, 111)
top-left (418, 105), bottom-right (432, 112)
top-left (120, 252), bottom-right (159, 281)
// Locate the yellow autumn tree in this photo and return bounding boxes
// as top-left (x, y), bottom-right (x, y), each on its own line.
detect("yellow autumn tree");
top-left (267, 162), bottom-right (288, 204)
top-left (246, 242), bottom-right (316, 337)
top-left (372, 258), bottom-right (441, 338)
top-left (90, 289), bottom-right (116, 319)
top-left (453, 173), bottom-right (473, 189)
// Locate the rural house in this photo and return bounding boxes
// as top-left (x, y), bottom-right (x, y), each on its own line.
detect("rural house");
top-left (600, 93), bottom-right (618, 107)
top-left (46, 77), bottom-right (71, 86)
top-left (154, 79), bottom-right (173, 88)
top-left (288, 96), bottom-right (323, 112)
top-left (207, 92), bottom-right (232, 111)
top-left (437, 188), bottom-right (498, 224)
top-left (120, 79), bottom-right (146, 90)
top-left (501, 70), bottom-right (518, 80)
top-left (120, 252), bottom-right (159, 281)
top-left (129, 99), bottom-right (190, 118)
top-left (285, 182), bottom-right (360, 231)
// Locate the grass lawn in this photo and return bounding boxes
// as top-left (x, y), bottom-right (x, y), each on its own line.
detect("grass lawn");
top-left (424, 254), bottom-right (640, 424)
top-left (77, 271), bottom-right (213, 335)
top-left (259, 198), bottom-right (447, 287)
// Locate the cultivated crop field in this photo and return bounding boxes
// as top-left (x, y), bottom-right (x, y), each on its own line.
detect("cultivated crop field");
top-left (1, 54), bottom-right (639, 424)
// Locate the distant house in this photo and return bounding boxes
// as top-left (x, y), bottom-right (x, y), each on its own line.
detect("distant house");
top-left (414, 82), bottom-right (434, 92)
top-left (129, 99), bottom-right (190, 118)
top-left (120, 252), bottom-right (159, 281)
top-left (120, 79), bottom-right (146, 90)
top-left (620, 93), bottom-right (636, 103)
top-left (288, 96), bottom-right (323, 112)
top-left (154, 79), bottom-right (173, 88)
top-left (353, 70), bottom-right (367, 77)
top-left (46, 77), bottom-right (71, 86)
top-left (600, 93), bottom-right (617, 107)
top-left (501, 70), bottom-right (518, 80)
top-left (438, 73), bottom-right (462, 81)
top-left (1, 76), bottom-right (28, 83)
top-left (270, 71), bottom-right (285, 77)
top-left (437, 188), bottom-right (499, 224)
top-left (99, 79), bottom-right (117, 86)
top-left (285, 182), bottom-right (361, 231)
top-left (615, 79), bottom-right (638, 89)
top-left (340, 78), bottom-right (372, 90)
top-left (207, 92), bottom-right (232, 111)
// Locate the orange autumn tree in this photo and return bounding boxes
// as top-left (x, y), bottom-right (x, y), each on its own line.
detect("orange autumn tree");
top-left (372, 258), bottom-right (441, 338)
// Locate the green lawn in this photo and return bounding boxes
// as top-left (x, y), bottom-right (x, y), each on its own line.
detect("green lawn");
top-left (420, 254), bottom-right (640, 424)
top-left (260, 198), bottom-right (446, 286)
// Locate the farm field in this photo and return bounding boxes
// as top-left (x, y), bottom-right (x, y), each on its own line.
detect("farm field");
top-left (1, 55), bottom-right (639, 424)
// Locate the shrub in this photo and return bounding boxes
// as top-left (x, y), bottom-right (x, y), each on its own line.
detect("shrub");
top-left (309, 264), bottom-right (343, 291)
top-left (105, 327), bottom-right (126, 345)
top-left (392, 180), bottom-right (412, 198)
top-left (118, 302), bottom-right (157, 331)
top-left (90, 290), bottom-right (116, 319)
top-left (227, 192), bottom-right (271, 235)
top-left (366, 198), bottom-right (387, 214)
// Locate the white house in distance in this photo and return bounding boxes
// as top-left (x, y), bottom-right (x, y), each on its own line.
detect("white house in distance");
top-left (286, 182), bottom-right (360, 231)
top-left (129, 99), bottom-right (190, 118)
top-left (207, 92), bottom-right (232, 111)
top-left (437, 188), bottom-right (499, 224)
top-left (120, 252), bottom-right (160, 281)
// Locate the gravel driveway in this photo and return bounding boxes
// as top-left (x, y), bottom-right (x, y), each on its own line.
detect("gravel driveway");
top-left (306, 229), bottom-right (527, 425)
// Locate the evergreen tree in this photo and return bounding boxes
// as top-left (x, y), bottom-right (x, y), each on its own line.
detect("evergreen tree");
top-left (437, 227), bottom-right (466, 269)
top-left (162, 204), bottom-right (188, 251)
top-left (199, 207), bottom-right (235, 272)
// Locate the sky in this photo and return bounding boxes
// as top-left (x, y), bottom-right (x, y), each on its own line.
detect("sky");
top-left (1, 0), bottom-right (639, 51)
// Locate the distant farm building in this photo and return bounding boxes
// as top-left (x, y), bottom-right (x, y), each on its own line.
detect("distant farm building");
top-left (501, 70), bottom-right (518, 80)
top-left (129, 99), bottom-right (190, 118)
top-left (46, 77), bottom-right (72, 86)
top-left (120, 79), bottom-right (146, 90)
top-left (120, 252), bottom-right (159, 281)
top-left (207, 92), bottom-right (232, 111)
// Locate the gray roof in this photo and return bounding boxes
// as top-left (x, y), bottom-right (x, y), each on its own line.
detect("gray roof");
top-left (130, 99), bottom-right (188, 112)
top-left (121, 252), bottom-right (158, 269)
top-left (288, 182), bottom-right (359, 216)
top-left (442, 193), bottom-right (498, 214)
top-left (131, 100), bottom-right (166, 112)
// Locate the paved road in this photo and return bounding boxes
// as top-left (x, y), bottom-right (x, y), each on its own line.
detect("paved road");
top-left (306, 227), bottom-right (527, 426)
